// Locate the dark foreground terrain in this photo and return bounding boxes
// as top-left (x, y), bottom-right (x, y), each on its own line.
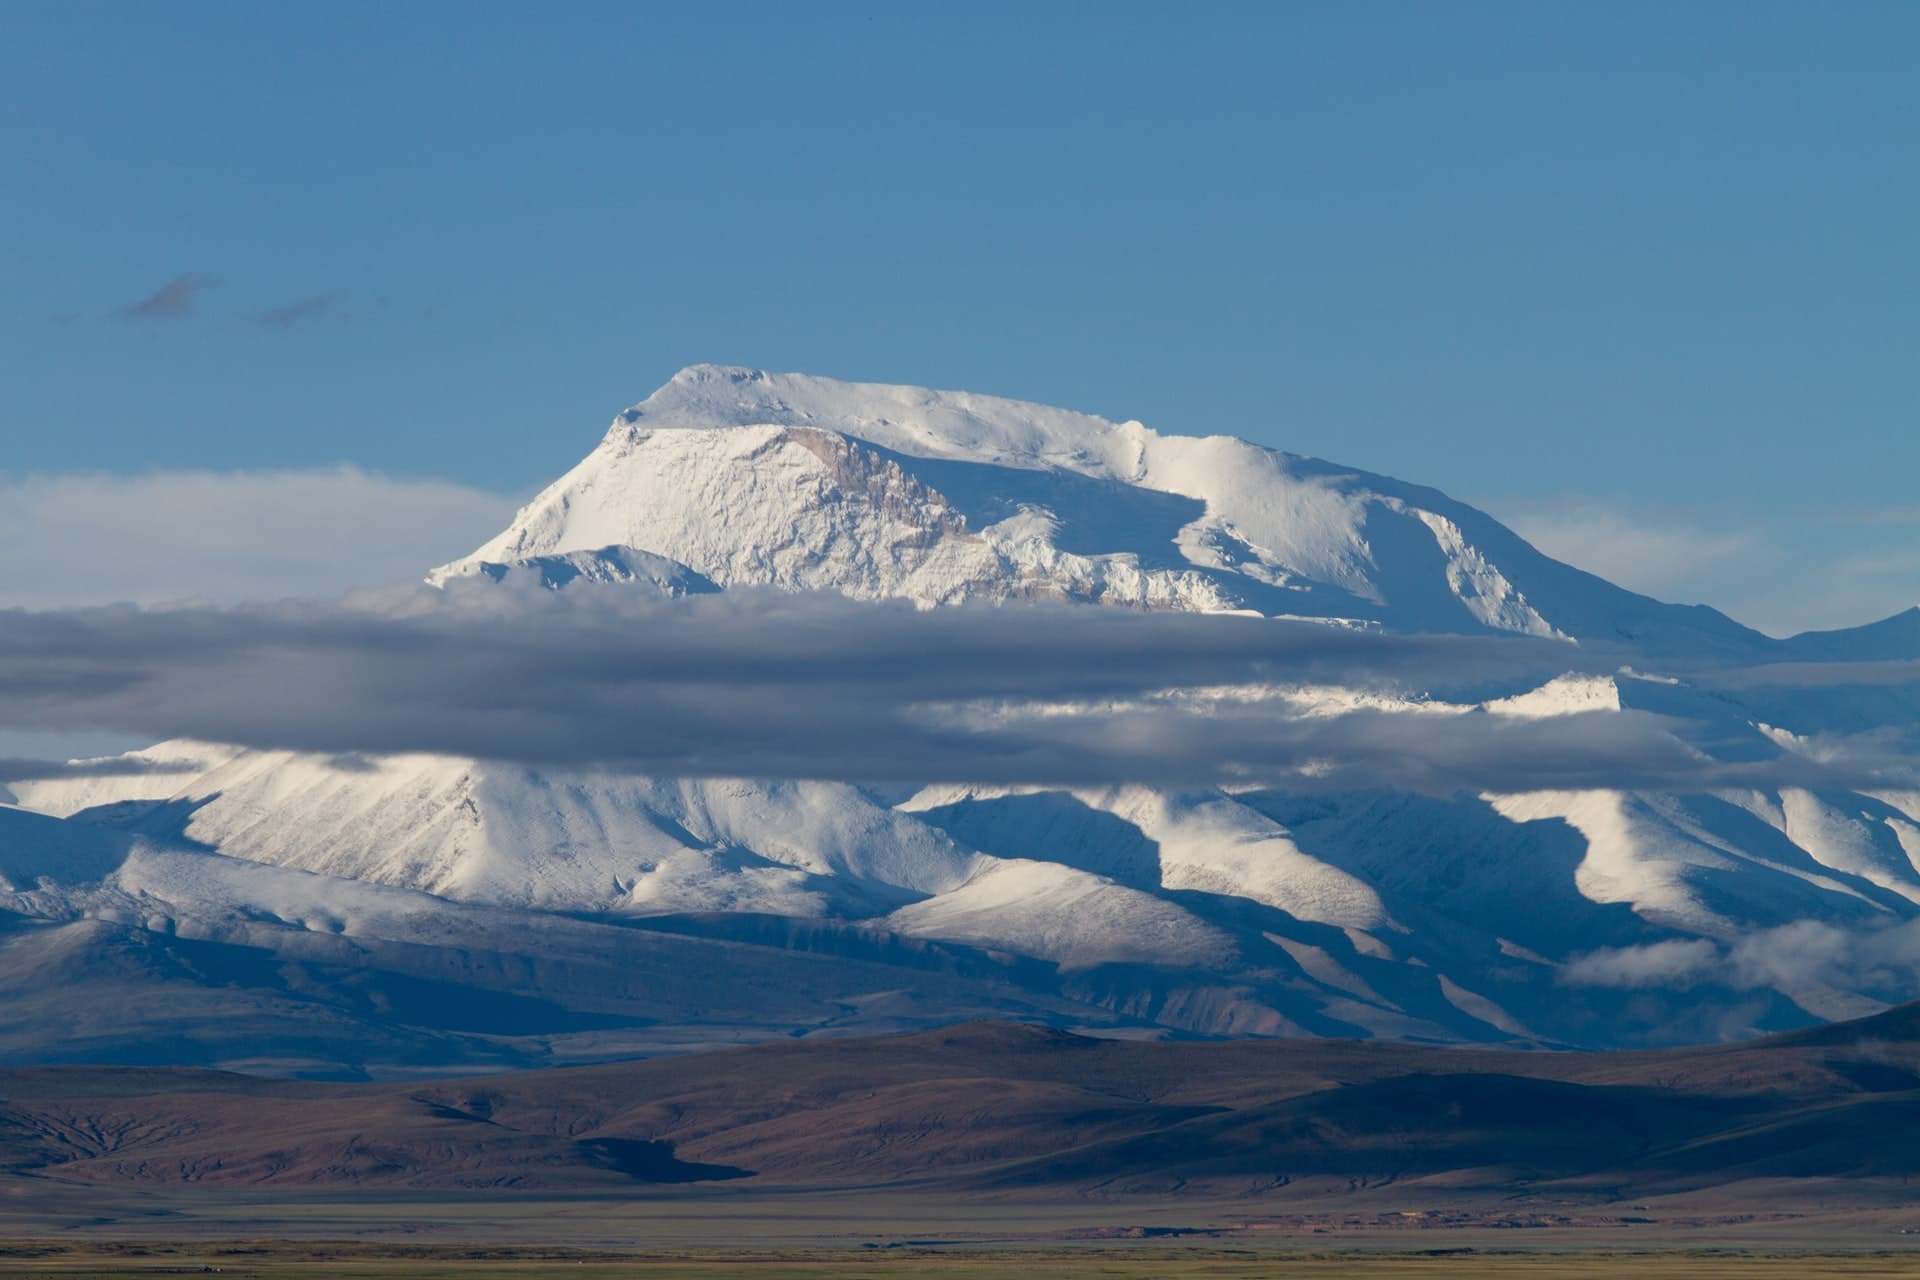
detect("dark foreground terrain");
top-left (9, 1007), bottom-right (1920, 1195)
top-left (10, 1241), bottom-right (1920, 1279)
top-left (5, 1005), bottom-right (1920, 1250)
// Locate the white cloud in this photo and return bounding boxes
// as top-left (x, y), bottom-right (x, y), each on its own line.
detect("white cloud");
top-left (1561, 938), bottom-right (1722, 989)
top-left (1499, 502), bottom-right (1751, 594)
top-left (0, 468), bottom-right (520, 609)
top-left (1492, 498), bottom-right (1920, 638)
top-left (1566, 919), bottom-right (1920, 1003)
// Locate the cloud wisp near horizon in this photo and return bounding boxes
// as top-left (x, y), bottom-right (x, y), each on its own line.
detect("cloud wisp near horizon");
top-left (0, 468), bottom-right (519, 609)
top-left (2, 586), bottom-right (1915, 794)
top-left (1493, 496), bottom-right (1920, 639)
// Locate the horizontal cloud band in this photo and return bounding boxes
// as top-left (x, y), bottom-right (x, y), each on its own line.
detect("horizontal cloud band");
top-left (0, 587), bottom-right (1913, 792)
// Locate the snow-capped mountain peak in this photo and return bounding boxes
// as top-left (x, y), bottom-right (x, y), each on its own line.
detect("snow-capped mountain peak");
top-left (12, 365), bottom-right (1920, 1075)
top-left (437, 365), bottom-right (1777, 648)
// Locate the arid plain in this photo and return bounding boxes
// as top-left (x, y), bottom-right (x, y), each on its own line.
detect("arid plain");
top-left (7, 1007), bottom-right (1920, 1270)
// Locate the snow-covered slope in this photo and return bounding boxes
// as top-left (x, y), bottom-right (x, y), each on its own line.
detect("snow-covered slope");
top-left (0, 805), bottom-right (1126, 1075)
top-left (435, 366), bottom-right (1801, 649)
top-left (454, 545), bottom-right (721, 596)
top-left (902, 783), bottom-right (1391, 931)
top-left (10, 365), bottom-right (1920, 1070)
top-left (8, 740), bottom-right (241, 819)
top-left (106, 752), bottom-right (983, 918)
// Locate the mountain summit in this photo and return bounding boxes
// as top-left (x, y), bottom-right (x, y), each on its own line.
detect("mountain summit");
top-left (438, 365), bottom-right (1781, 654)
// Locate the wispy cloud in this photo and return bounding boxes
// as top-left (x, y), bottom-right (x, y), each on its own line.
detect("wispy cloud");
top-left (1491, 497), bottom-right (1920, 638)
top-left (260, 293), bottom-right (336, 330)
top-left (0, 469), bottom-right (519, 609)
top-left (0, 754), bottom-right (210, 785)
top-left (120, 273), bottom-right (217, 319)
top-left (1561, 938), bottom-right (1722, 989)
top-left (1499, 501), bottom-right (1752, 596)
top-left (1567, 919), bottom-right (1920, 1002)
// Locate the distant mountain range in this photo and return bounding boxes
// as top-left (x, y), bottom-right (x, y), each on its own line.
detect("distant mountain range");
top-left (4, 366), bottom-right (1918, 1076)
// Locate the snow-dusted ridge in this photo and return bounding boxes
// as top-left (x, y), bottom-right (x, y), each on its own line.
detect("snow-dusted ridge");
top-left (8, 364), bottom-right (1920, 1073)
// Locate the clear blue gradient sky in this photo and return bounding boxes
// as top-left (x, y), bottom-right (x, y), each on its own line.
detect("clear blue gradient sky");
top-left (2, 1), bottom-right (1916, 631)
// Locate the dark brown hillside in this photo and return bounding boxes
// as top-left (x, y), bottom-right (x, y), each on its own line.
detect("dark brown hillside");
top-left (4, 1007), bottom-right (1920, 1196)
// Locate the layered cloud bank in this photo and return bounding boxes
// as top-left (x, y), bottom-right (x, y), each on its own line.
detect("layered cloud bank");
top-left (2, 585), bottom-right (1915, 793)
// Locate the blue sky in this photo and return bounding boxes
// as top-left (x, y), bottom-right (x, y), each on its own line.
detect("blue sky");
top-left (2, 1), bottom-right (1916, 633)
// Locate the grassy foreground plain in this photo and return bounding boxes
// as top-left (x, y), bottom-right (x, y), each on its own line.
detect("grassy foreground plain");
top-left (9, 1243), bottom-right (1920, 1278)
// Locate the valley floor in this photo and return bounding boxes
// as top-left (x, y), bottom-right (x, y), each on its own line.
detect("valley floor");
top-left (9, 1239), bottom-right (1920, 1280)
top-left (7, 1182), bottom-right (1920, 1268)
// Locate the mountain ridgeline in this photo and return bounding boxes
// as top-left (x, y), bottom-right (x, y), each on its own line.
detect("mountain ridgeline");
top-left (5, 366), bottom-right (1919, 1076)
